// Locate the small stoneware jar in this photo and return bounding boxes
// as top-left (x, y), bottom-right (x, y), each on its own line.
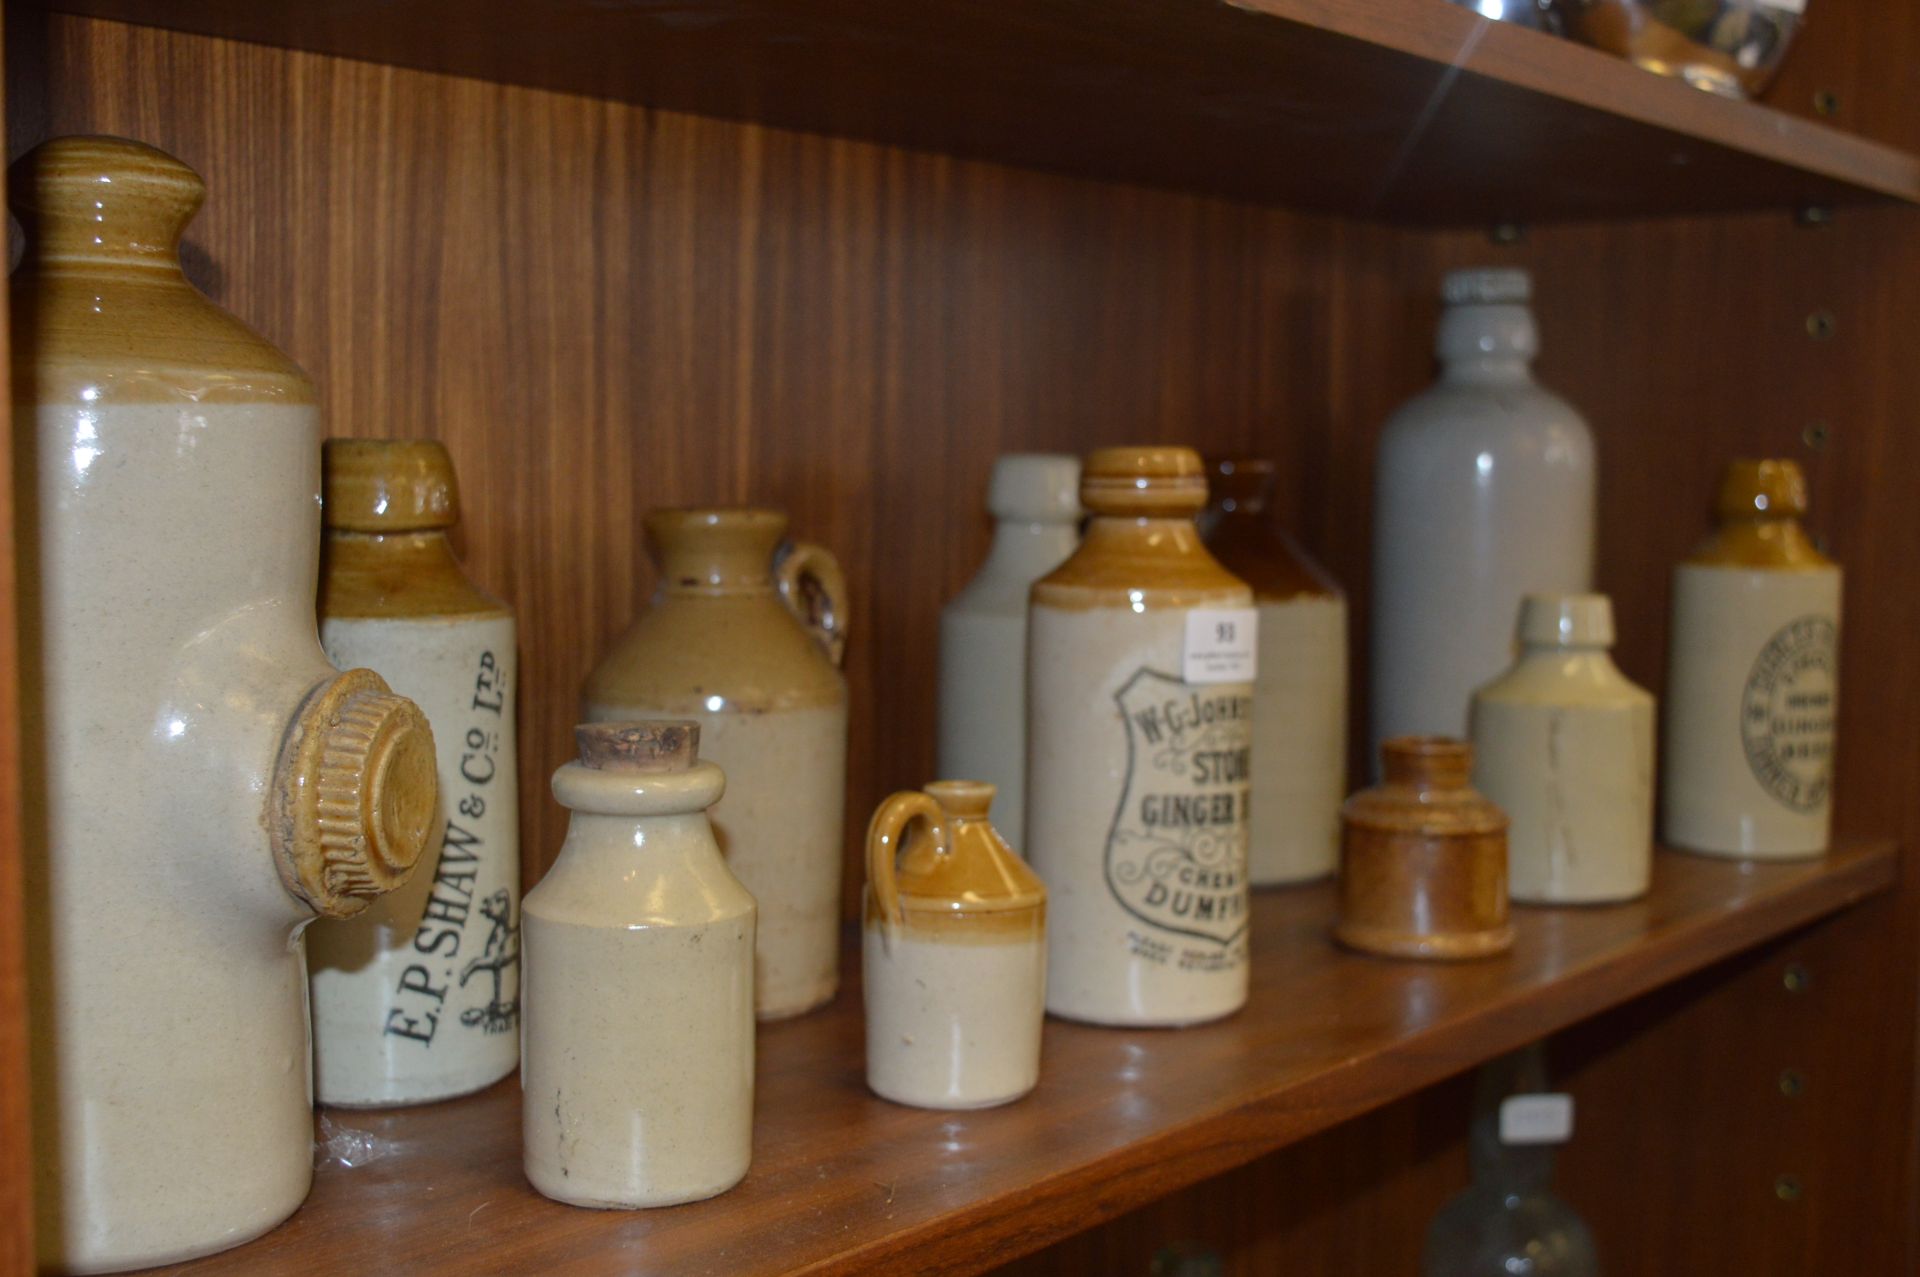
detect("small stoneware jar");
top-left (584, 508), bottom-right (849, 1020)
top-left (1471, 594), bottom-right (1655, 904)
top-left (863, 781), bottom-right (1046, 1110)
top-left (1199, 457), bottom-right (1347, 886)
top-left (522, 722), bottom-right (756, 1209)
top-left (1337, 738), bottom-right (1513, 960)
top-left (310, 438), bottom-right (522, 1107)
top-left (1664, 460), bottom-right (1840, 859)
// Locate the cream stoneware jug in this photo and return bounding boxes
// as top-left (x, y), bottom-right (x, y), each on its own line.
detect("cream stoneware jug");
top-left (310, 439), bottom-right (521, 1107)
top-left (584, 508), bottom-right (848, 1019)
top-left (1026, 446), bottom-right (1255, 1027)
top-left (12, 136), bottom-right (439, 1273)
top-left (523, 721), bottom-right (756, 1208)
top-left (864, 780), bottom-right (1046, 1110)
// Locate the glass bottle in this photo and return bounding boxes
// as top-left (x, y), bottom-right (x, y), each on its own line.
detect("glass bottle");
top-left (1026, 446), bottom-right (1254, 1026)
top-left (1424, 1046), bottom-right (1601, 1276)
top-left (1370, 268), bottom-right (1595, 762)
top-left (1199, 457), bottom-right (1346, 885)
top-left (936, 453), bottom-right (1082, 842)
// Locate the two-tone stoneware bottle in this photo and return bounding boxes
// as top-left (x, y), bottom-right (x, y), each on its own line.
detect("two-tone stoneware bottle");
top-left (1664, 460), bottom-right (1841, 858)
top-left (1199, 457), bottom-right (1347, 885)
top-left (936, 454), bottom-right (1083, 841)
top-left (864, 781), bottom-right (1046, 1110)
top-left (308, 439), bottom-right (521, 1106)
top-left (1471, 595), bottom-right (1655, 904)
top-left (1026, 446), bottom-right (1255, 1026)
top-left (584, 508), bottom-right (848, 1018)
top-left (12, 136), bottom-right (438, 1272)
top-left (1338, 738), bottom-right (1513, 960)
top-left (523, 722), bottom-right (756, 1208)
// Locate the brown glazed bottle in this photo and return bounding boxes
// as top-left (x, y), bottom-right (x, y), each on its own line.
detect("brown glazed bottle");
top-left (1200, 458), bottom-right (1347, 886)
top-left (1337, 737), bottom-right (1513, 960)
top-left (583, 508), bottom-right (849, 1019)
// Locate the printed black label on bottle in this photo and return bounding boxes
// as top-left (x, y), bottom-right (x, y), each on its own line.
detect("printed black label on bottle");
top-left (1741, 614), bottom-right (1836, 814)
top-left (1105, 668), bottom-right (1252, 946)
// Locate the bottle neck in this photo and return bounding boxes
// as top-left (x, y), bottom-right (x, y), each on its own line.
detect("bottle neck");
top-left (655, 547), bottom-right (777, 596)
top-left (981, 516), bottom-right (1080, 578)
top-left (1467, 1045), bottom-right (1561, 1195)
top-left (1440, 355), bottom-right (1534, 385)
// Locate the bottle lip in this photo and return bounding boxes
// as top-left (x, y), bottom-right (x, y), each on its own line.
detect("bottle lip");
top-left (1379, 735), bottom-right (1474, 788)
top-left (1517, 593), bottom-right (1614, 648)
top-left (1081, 445), bottom-right (1208, 517)
top-left (323, 438), bottom-right (461, 532)
top-left (1204, 457), bottom-right (1278, 512)
top-left (1715, 458), bottom-right (1808, 521)
top-left (987, 453), bottom-right (1083, 522)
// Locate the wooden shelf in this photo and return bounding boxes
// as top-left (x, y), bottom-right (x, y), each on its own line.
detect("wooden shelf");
top-left (148, 841), bottom-right (1895, 1276)
top-left (29, 0), bottom-right (1920, 223)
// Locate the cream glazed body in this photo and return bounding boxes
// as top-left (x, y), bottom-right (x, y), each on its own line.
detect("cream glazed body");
top-left (13, 138), bottom-right (439, 1273)
top-left (309, 441), bottom-right (523, 1107)
top-left (584, 508), bottom-right (849, 1020)
top-left (1026, 447), bottom-right (1254, 1028)
top-left (1470, 595), bottom-right (1655, 904)
top-left (937, 454), bottom-right (1082, 841)
top-left (523, 723), bottom-right (756, 1209)
top-left (1370, 268), bottom-right (1595, 757)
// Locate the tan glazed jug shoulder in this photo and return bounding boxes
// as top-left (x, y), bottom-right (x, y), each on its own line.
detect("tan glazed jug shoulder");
top-left (1026, 446), bottom-right (1255, 1028)
top-left (310, 439), bottom-right (523, 1108)
top-left (13, 136), bottom-right (437, 1273)
top-left (864, 781), bottom-right (1047, 1109)
top-left (584, 507), bottom-right (849, 1019)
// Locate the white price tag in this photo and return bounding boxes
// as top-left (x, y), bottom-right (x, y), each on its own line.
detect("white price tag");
top-left (1767, 0), bottom-right (1806, 14)
top-left (1499, 1094), bottom-right (1574, 1146)
top-left (1184, 608), bottom-right (1258, 684)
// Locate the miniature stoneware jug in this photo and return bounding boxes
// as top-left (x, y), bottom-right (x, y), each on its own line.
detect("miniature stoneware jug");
top-left (1337, 738), bottom-right (1513, 960)
top-left (1471, 594), bottom-right (1655, 904)
top-left (11, 136), bottom-right (439, 1272)
top-left (937, 453), bottom-right (1082, 842)
top-left (1371, 268), bottom-right (1594, 756)
top-left (523, 721), bottom-right (756, 1209)
top-left (1664, 460), bottom-right (1840, 859)
top-left (310, 439), bottom-right (521, 1106)
top-left (1200, 457), bottom-right (1347, 886)
top-left (864, 780), bottom-right (1047, 1110)
top-left (584, 508), bottom-right (848, 1019)
top-left (1026, 446), bottom-right (1255, 1027)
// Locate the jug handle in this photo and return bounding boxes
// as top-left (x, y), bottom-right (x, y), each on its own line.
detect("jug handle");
top-left (774, 540), bottom-right (849, 668)
top-left (865, 790), bottom-right (949, 954)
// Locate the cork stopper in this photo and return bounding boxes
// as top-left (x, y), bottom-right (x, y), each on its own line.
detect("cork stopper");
top-left (1716, 458), bottom-right (1808, 521)
top-left (1081, 446), bottom-right (1208, 518)
top-left (1381, 736), bottom-right (1474, 790)
top-left (1205, 458), bottom-right (1277, 514)
top-left (924, 779), bottom-right (996, 821)
top-left (324, 439), bottom-right (462, 532)
top-left (575, 720), bottom-right (700, 773)
top-left (9, 135), bottom-right (204, 271)
top-left (273, 669), bottom-right (439, 918)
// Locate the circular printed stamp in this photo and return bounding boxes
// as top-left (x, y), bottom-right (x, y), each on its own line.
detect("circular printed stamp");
top-left (1741, 615), bottom-right (1837, 813)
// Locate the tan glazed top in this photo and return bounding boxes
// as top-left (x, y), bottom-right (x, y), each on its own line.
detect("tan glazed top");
top-left (8, 135), bottom-right (315, 405)
top-left (865, 781), bottom-right (1045, 939)
top-left (1199, 457), bottom-right (1341, 602)
top-left (320, 439), bottom-right (509, 620)
top-left (1686, 458), bottom-right (1835, 571)
top-left (1032, 446), bottom-right (1248, 609)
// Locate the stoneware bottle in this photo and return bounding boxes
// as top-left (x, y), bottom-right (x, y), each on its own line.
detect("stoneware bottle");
top-left (1026, 446), bottom-right (1255, 1027)
top-left (1471, 594), bottom-right (1655, 905)
top-left (309, 439), bottom-right (521, 1106)
top-left (584, 508), bottom-right (848, 1019)
top-left (1370, 268), bottom-right (1595, 758)
top-left (1199, 457), bottom-right (1347, 886)
top-left (1337, 738), bottom-right (1513, 960)
top-left (523, 721), bottom-right (756, 1209)
top-left (11, 136), bottom-right (440, 1272)
top-left (936, 453), bottom-right (1083, 841)
top-left (1664, 460), bottom-right (1841, 859)
top-left (864, 780), bottom-right (1046, 1110)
